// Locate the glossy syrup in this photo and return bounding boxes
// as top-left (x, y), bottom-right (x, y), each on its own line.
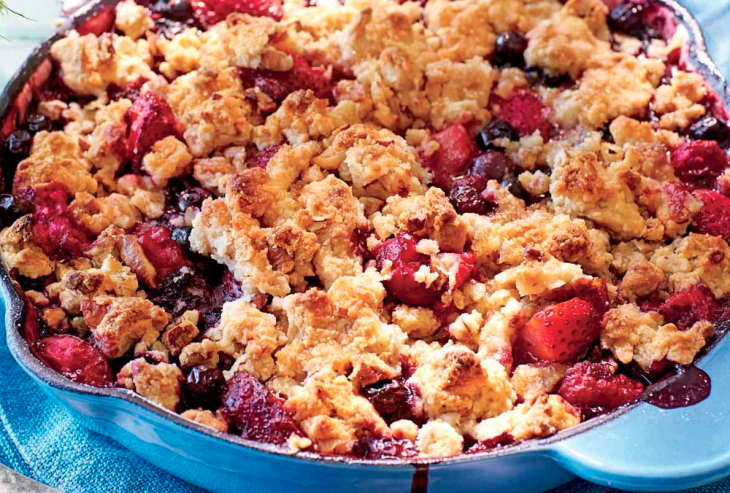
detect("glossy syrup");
top-left (645, 366), bottom-right (711, 409)
top-left (410, 464), bottom-right (429, 493)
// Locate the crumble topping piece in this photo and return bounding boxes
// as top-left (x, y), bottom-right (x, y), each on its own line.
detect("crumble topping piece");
top-left (0, 216), bottom-right (54, 278)
top-left (181, 409), bottom-right (229, 432)
top-left (118, 358), bottom-right (183, 410)
top-left (115, 0), bottom-right (154, 40)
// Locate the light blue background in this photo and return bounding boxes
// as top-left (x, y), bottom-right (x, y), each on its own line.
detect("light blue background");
top-left (1, 1), bottom-right (730, 492)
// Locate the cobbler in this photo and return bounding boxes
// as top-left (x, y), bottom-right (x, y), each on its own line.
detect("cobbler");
top-left (1, 0), bottom-right (729, 459)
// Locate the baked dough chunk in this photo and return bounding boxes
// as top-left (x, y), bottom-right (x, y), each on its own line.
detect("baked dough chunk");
top-left (371, 188), bottom-right (468, 253)
top-left (553, 52), bottom-right (664, 129)
top-left (468, 394), bottom-right (580, 441)
top-left (0, 216), bottom-right (54, 279)
top-left (315, 124), bottom-right (428, 200)
top-left (50, 31), bottom-right (155, 96)
top-left (118, 358), bottom-right (183, 411)
top-left (511, 363), bottom-right (568, 401)
top-left (181, 409), bottom-right (229, 432)
top-left (653, 72), bottom-right (708, 131)
top-left (142, 136), bottom-right (194, 187)
top-left (14, 131), bottom-right (97, 195)
top-left (417, 421), bottom-right (464, 458)
top-left (408, 344), bottom-right (515, 421)
top-left (221, 14), bottom-right (293, 71)
top-left (524, 0), bottom-right (610, 78)
top-left (650, 234), bottom-right (730, 298)
top-left (115, 0), bottom-right (154, 40)
top-left (81, 296), bottom-right (170, 358)
top-left (285, 366), bottom-right (389, 455)
top-left (601, 304), bottom-right (715, 370)
top-left (167, 67), bottom-right (261, 156)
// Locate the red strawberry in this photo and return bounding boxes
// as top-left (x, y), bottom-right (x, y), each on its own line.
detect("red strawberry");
top-left (239, 56), bottom-right (333, 104)
top-left (126, 92), bottom-right (178, 169)
top-left (490, 89), bottom-right (550, 139)
top-left (670, 140), bottom-right (728, 187)
top-left (133, 224), bottom-right (192, 281)
top-left (426, 124), bottom-right (479, 190)
top-left (558, 360), bottom-right (644, 412)
top-left (661, 284), bottom-right (719, 329)
top-left (28, 183), bottom-right (92, 259)
top-left (36, 335), bottom-right (113, 388)
top-left (192, 0), bottom-right (283, 29)
top-left (435, 252), bottom-right (478, 290)
top-left (692, 189), bottom-right (730, 241)
top-left (519, 297), bottom-right (600, 363)
top-left (245, 145), bottom-right (281, 169)
top-left (219, 371), bottom-right (301, 445)
top-left (374, 233), bottom-right (442, 306)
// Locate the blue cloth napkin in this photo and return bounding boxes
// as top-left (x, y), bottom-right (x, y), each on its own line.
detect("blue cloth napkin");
top-left (3, 1), bottom-right (730, 492)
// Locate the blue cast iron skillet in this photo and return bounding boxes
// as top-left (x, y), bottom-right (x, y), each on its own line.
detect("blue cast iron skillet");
top-left (2, 1), bottom-right (730, 491)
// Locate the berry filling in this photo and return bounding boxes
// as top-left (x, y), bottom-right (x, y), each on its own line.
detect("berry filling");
top-left (239, 56), bottom-right (333, 104)
top-left (558, 360), bottom-right (645, 415)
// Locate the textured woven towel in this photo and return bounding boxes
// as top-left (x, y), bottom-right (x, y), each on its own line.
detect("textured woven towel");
top-left (2, 0), bottom-right (730, 492)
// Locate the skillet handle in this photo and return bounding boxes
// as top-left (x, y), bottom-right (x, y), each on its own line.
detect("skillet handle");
top-left (547, 334), bottom-right (730, 492)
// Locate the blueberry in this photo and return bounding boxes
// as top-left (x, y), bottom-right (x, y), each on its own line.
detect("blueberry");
top-left (361, 379), bottom-right (419, 424)
top-left (500, 174), bottom-right (525, 199)
top-left (177, 187), bottom-right (212, 212)
top-left (185, 365), bottom-right (225, 410)
top-left (469, 151), bottom-right (511, 181)
top-left (477, 120), bottom-right (519, 150)
top-left (448, 176), bottom-right (494, 215)
top-left (153, 0), bottom-right (193, 21)
top-left (608, 2), bottom-right (646, 37)
top-left (4, 130), bottom-right (32, 156)
top-left (687, 116), bottom-right (730, 149)
top-left (26, 114), bottom-right (50, 133)
top-left (171, 226), bottom-right (192, 248)
top-left (524, 67), bottom-right (544, 86)
top-left (494, 31), bottom-right (527, 66)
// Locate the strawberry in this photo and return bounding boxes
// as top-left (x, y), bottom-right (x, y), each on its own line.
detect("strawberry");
top-left (670, 140), bottom-right (728, 188)
top-left (192, 0), bottom-right (283, 29)
top-left (426, 124), bottom-right (479, 190)
top-left (28, 183), bottom-right (92, 259)
top-left (558, 360), bottom-right (644, 413)
top-left (490, 88), bottom-right (551, 139)
top-left (36, 335), bottom-right (113, 388)
top-left (133, 224), bottom-right (192, 282)
top-left (126, 92), bottom-right (178, 169)
top-left (219, 371), bottom-right (301, 445)
top-left (374, 233), bottom-right (442, 306)
top-left (519, 297), bottom-right (600, 363)
top-left (239, 55), bottom-right (333, 104)
top-left (692, 189), bottom-right (730, 241)
top-left (661, 284), bottom-right (719, 329)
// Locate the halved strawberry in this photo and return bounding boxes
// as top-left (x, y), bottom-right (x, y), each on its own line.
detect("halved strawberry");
top-left (426, 124), bottom-right (479, 190)
top-left (219, 371), bottom-right (301, 445)
top-left (490, 89), bottom-right (550, 139)
top-left (239, 55), bottom-right (332, 104)
top-left (28, 183), bottom-right (92, 259)
top-left (661, 284), bottom-right (719, 329)
top-left (193, 0), bottom-right (283, 29)
top-left (670, 140), bottom-right (728, 188)
top-left (692, 189), bottom-right (730, 241)
top-left (36, 335), bottom-right (113, 388)
top-left (558, 360), bottom-right (644, 412)
top-left (126, 92), bottom-right (178, 169)
top-left (519, 297), bottom-right (600, 363)
top-left (133, 224), bottom-right (192, 282)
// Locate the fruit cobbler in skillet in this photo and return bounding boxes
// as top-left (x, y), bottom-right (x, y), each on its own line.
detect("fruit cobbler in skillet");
top-left (1, 0), bottom-right (730, 459)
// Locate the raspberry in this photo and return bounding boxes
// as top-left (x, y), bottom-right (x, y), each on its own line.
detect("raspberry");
top-left (239, 56), bottom-right (332, 104)
top-left (219, 371), bottom-right (301, 445)
top-left (670, 140), bottom-right (728, 187)
top-left (36, 335), bottom-right (113, 388)
top-left (558, 360), bottom-right (645, 412)
top-left (133, 224), bottom-right (192, 281)
top-left (373, 233), bottom-right (442, 306)
top-left (490, 89), bottom-right (551, 139)
top-left (693, 189), bottom-right (730, 241)
top-left (193, 0), bottom-right (283, 29)
top-left (28, 183), bottom-right (92, 259)
top-left (126, 92), bottom-right (179, 169)
top-left (661, 284), bottom-right (719, 329)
